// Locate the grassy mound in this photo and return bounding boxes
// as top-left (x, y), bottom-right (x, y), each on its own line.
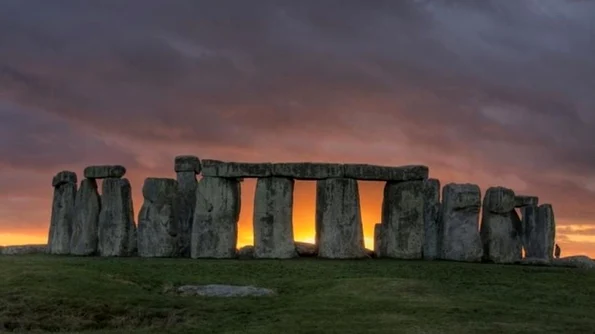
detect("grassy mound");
top-left (1, 256), bottom-right (594, 333)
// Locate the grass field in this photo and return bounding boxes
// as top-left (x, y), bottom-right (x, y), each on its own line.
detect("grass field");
top-left (1, 256), bottom-right (594, 333)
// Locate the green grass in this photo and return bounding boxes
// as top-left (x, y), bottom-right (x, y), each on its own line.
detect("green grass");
top-left (1, 256), bottom-right (594, 333)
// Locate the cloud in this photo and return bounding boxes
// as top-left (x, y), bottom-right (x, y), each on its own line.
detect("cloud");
top-left (0, 0), bottom-right (595, 241)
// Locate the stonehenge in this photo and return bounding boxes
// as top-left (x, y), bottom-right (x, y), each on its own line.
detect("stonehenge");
top-left (42, 157), bottom-right (558, 264)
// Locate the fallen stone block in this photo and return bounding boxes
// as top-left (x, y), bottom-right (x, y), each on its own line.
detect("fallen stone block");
top-left (253, 177), bottom-right (297, 259)
top-left (480, 187), bottom-right (522, 264)
top-left (316, 178), bottom-right (367, 259)
top-left (553, 256), bottom-right (595, 270)
top-left (439, 183), bottom-right (483, 262)
top-left (70, 179), bottom-right (101, 256)
top-left (0, 244), bottom-right (47, 255)
top-left (520, 257), bottom-right (552, 266)
top-left (295, 242), bottom-right (317, 257)
top-left (175, 155), bottom-right (201, 173)
top-left (272, 162), bottom-right (344, 180)
top-left (238, 245), bottom-right (254, 259)
top-left (138, 178), bottom-right (180, 257)
top-left (381, 180), bottom-right (425, 259)
top-left (343, 164), bottom-right (428, 181)
top-left (191, 177), bottom-right (241, 258)
top-left (48, 171), bottom-right (77, 255)
top-left (423, 178), bottom-right (440, 260)
top-left (201, 160), bottom-right (272, 178)
top-left (84, 165), bottom-right (126, 179)
top-left (514, 195), bottom-right (539, 207)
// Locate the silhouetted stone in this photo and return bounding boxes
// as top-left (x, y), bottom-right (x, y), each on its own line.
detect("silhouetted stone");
top-left (174, 155), bottom-right (201, 173)
top-left (423, 178), bottom-right (441, 260)
top-left (315, 178), bottom-right (366, 258)
top-left (238, 245), bottom-right (254, 259)
top-left (272, 163), bottom-right (344, 180)
top-left (515, 195), bottom-right (538, 208)
top-left (253, 177), bottom-right (297, 259)
top-left (553, 256), bottom-right (595, 270)
top-left (295, 242), bottom-right (317, 257)
top-left (175, 171), bottom-right (197, 257)
top-left (70, 179), bottom-right (101, 256)
top-left (524, 204), bottom-right (556, 260)
top-left (202, 160), bottom-right (271, 178)
top-left (381, 180), bottom-right (425, 259)
top-left (343, 164), bottom-right (429, 181)
top-left (374, 223), bottom-right (384, 257)
top-left (98, 178), bottom-right (136, 256)
top-left (191, 177), bottom-right (240, 258)
top-left (84, 165), bottom-right (126, 179)
top-left (555, 243), bottom-right (561, 259)
top-left (138, 178), bottom-right (180, 257)
top-left (480, 187), bottom-right (522, 264)
top-left (51, 171), bottom-right (77, 187)
top-left (0, 244), bottom-right (47, 255)
top-left (48, 171), bottom-right (77, 255)
top-left (439, 183), bottom-right (483, 262)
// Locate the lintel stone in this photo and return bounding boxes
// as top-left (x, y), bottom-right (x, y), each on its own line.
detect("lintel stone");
top-left (343, 164), bottom-right (428, 181)
top-left (202, 160), bottom-right (272, 178)
top-left (84, 165), bottom-right (126, 179)
top-left (514, 195), bottom-right (539, 207)
top-left (272, 163), bottom-right (344, 180)
top-left (175, 155), bottom-right (201, 173)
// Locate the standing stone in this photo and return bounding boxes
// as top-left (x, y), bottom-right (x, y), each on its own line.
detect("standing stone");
top-left (480, 187), bottom-right (522, 263)
top-left (315, 178), bottom-right (366, 259)
top-left (98, 178), bottom-right (136, 256)
top-left (423, 179), bottom-right (440, 260)
top-left (440, 183), bottom-right (483, 262)
top-left (70, 179), bottom-right (101, 255)
top-left (191, 177), bottom-right (241, 258)
top-left (138, 178), bottom-right (180, 257)
top-left (48, 171), bottom-right (77, 255)
top-left (176, 171), bottom-right (198, 257)
top-left (175, 155), bottom-right (202, 173)
top-left (380, 180), bottom-right (425, 259)
top-left (373, 223), bottom-right (385, 257)
top-left (253, 177), bottom-right (297, 259)
top-left (524, 204), bottom-right (556, 260)
top-left (127, 193), bottom-right (138, 256)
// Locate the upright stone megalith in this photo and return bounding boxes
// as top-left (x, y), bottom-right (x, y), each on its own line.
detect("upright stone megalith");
top-left (175, 155), bottom-right (201, 257)
top-left (380, 180), bottom-right (425, 259)
top-left (138, 178), bottom-right (180, 257)
top-left (191, 177), bottom-right (241, 258)
top-left (98, 178), bottom-right (136, 256)
top-left (70, 178), bottom-right (101, 255)
top-left (440, 183), bottom-right (483, 262)
top-left (423, 179), bottom-right (440, 260)
top-left (480, 187), bottom-right (522, 263)
top-left (374, 223), bottom-right (384, 256)
top-left (253, 177), bottom-right (297, 259)
top-left (315, 178), bottom-right (366, 259)
top-left (524, 204), bottom-right (556, 260)
top-left (48, 171), bottom-right (77, 255)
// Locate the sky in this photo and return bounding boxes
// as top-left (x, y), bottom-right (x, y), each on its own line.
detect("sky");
top-left (1, 0), bottom-right (594, 256)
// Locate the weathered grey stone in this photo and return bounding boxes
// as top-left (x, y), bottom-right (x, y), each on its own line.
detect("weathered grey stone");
top-left (515, 195), bottom-right (539, 208)
top-left (423, 179), bottom-right (440, 260)
top-left (553, 256), bottom-right (595, 270)
top-left (51, 171), bottom-right (77, 187)
top-left (295, 242), bottom-right (317, 257)
top-left (439, 183), bottom-right (483, 262)
top-left (480, 187), bottom-right (522, 264)
top-left (272, 163), bottom-right (344, 180)
top-left (191, 177), bottom-right (240, 258)
top-left (315, 178), bottom-right (366, 259)
top-left (0, 244), bottom-right (47, 255)
top-left (138, 178), bottom-right (180, 257)
top-left (127, 194), bottom-right (138, 256)
top-left (253, 177), bottom-right (297, 259)
top-left (84, 165), bottom-right (126, 179)
top-left (202, 160), bottom-right (271, 178)
top-left (524, 204), bottom-right (556, 260)
top-left (175, 171), bottom-right (197, 257)
top-left (373, 223), bottom-right (384, 257)
top-left (48, 172), bottom-right (77, 255)
top-left (174, 155), bottom-right (201, 173)
top-left (343, 164), bottom-right (429, 181)
top-left (238, 245), bottom-right (254, 259)
top-left (97, 178), bottom-right (136, 256)
top-left (177, 284), bottom-right (275, 297)
top-left (380, 180), bottom-right (425, 259)
top-left (70, 179), bottom-right (101, 256)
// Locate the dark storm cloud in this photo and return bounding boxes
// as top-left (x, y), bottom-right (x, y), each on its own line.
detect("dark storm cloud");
top-left (1, 0), bottom-right (595, 223)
